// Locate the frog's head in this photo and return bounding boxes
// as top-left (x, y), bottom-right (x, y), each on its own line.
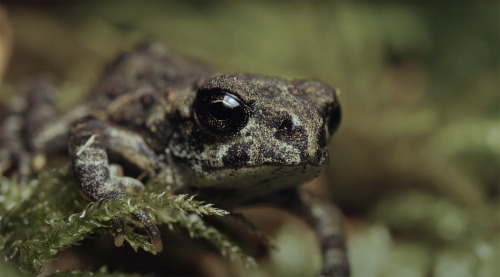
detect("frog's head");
top-left (169, 74), bottom-right (340, 193)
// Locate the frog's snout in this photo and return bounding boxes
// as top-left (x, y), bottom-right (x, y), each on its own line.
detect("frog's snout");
top-left (274, 117), bottom-right (306, 143)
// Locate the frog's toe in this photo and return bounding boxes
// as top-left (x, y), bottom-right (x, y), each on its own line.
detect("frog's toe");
top-left (0, 149), bottom-right (13, 175)
top-left (150, 230), bottom-right (163, 253)
top-left (17, 151), bottom-right (32, 185)
top-left (111, 216), bottom-right (125, 247)
top-left (133, 209), bottom-right (163, 253)
top-left (109, 167), bottom-right (145, 196)
top-left (0, 147), bottom-right (32, 185)
top-left (110, 205), bottom-right (162, 252)
top-left (120, 176), bottom-right (145, 196)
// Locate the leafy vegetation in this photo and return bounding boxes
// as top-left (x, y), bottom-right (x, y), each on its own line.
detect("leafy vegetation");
top-left (0, 166), bottom-right (258, 275)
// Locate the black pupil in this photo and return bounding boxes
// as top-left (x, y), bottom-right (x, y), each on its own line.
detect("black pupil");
top-left (194, 90), bottom-right (249, 136)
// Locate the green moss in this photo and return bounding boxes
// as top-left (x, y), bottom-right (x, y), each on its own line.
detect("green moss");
top-left (0, 166), bottom-right (259, 275)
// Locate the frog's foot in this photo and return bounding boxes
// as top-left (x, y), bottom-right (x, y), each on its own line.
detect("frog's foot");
top-left (259, 189), bottom-right (350, 277)
top-left (84, 174), bottom-right (162, 252)
top-left (0, 77), bottom-right (64, 185)
top-left (111, 175), bottom-right (163, 252)
top-left (0, 139), bottom-right (32, 185)
top-left (111, 216), bottom-right (126, 247)
top-left (110, 209), bottom-right (162, 252)
top-left (103, 175), bottom-right (163, 252)
top-left (0, 98), bottom-right (32, 184)
top-left (70, 115), bottom-right (164, 252)
top-left (133, 209), bottom-right (163, 252)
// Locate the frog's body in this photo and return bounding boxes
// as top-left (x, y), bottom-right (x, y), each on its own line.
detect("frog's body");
top-left (0, 43), bottom-right (348, 277)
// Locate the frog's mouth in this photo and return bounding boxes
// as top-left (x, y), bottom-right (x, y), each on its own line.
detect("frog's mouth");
top-left (167, 118), bottom-right (330, 192)
top-left (184, 162), bottom-right (325, 192)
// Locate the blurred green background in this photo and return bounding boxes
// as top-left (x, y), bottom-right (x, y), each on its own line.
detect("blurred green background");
top-left (0, 1), bottom-right (498, 277)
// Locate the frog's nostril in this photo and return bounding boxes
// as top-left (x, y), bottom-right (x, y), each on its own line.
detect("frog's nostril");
top-left (279, 116), bottom-right (303, 133)
top-left (275, 117), bottom-right (305, 142)
top-left (279, 118), bottom-right (296, 132)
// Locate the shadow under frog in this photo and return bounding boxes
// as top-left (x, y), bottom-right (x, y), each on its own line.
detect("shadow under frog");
top-left (0, 43), bottom-right (348, 277)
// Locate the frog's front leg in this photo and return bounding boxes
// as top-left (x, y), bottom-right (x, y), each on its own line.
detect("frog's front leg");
top-left (266, 189), bottom-right (350, 277)
top-left (68, 115), bottom-right (162, 252)
top-left (0, 96), bottom-right (31, 184)
top-left (0, 78), bottom-right (58, 184)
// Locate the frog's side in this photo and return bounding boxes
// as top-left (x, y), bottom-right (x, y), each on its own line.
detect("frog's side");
top-left (0, 43), bottom-right (348, 277)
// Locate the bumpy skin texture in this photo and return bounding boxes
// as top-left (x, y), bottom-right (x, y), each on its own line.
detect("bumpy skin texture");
top-left (0, 43), bottom-right (348, 276)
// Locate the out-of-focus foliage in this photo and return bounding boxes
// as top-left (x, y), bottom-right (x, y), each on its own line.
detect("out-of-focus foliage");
top-left (49, 268), bottom-right (149, 277)
top-left (0, 1), bottom-right (498, 277)
top-left (0, 5), bottom-right (12, 84)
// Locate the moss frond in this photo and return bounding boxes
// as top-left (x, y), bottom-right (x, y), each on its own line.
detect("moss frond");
top-left (0, 166), bottom-right (263, 275)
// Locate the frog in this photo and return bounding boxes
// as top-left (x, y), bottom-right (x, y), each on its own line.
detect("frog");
top-left (0, 43), bottom-right (349, 277)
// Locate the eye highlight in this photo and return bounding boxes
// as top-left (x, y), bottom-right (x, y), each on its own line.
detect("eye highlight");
top-left (194, 90), bottom-right (249, 136)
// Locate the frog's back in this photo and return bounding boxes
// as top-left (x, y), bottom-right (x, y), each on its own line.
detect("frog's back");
top-left (89, 43), bottom-right (213, 110)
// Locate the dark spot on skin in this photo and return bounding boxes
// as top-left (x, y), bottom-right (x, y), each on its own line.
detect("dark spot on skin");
top-left (136, 67), bottom-right (149, 80)
top-left (105, 86), bottom-right (125, 98)
top-left (162, 73), bottom-right (176, 83)
top-left (190, 122), bottom-right (239, 146)
top-left (274, 124), bottom-right (308, 157)
top-left (317, 127), bottom-right (327, 149)
top-left (111, 112), bottom-right (131, 124)
top-left (262, 149), bottom-right (288, 164)
top-left (256, 109), bottom-right (312, 162)
top-left (168, 121), bottom-right (206, 154)
top-left (189, 127), bottom-right (217, 146)
top-left (74, 164), bottom-right (110, 183)
top-left (222, 141), bottom-right (252, 167)
top-left (191, 140), bottom-right (205, 154)
top-left (260, 109), bottom-right (286, 130)
top-left (279, 118), bottom-right (295, 132)
top-left (314, 149), bottom-right (327, 164)
top-left (140, 93), bottom-right (155, 110)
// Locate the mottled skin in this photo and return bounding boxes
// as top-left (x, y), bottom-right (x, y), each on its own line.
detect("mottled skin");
top-left (0, 43), bottom-right (348, 277)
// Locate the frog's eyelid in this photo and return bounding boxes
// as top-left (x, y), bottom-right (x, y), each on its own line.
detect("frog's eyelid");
top-left (199, 88), bottom-right (255, 112)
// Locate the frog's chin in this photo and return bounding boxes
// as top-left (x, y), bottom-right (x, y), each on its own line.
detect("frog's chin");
top-left (183, 163), bottom-right (324, 193)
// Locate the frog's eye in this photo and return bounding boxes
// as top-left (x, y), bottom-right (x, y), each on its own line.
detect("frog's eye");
top-left (194, 90), bottom-right (249, 136)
